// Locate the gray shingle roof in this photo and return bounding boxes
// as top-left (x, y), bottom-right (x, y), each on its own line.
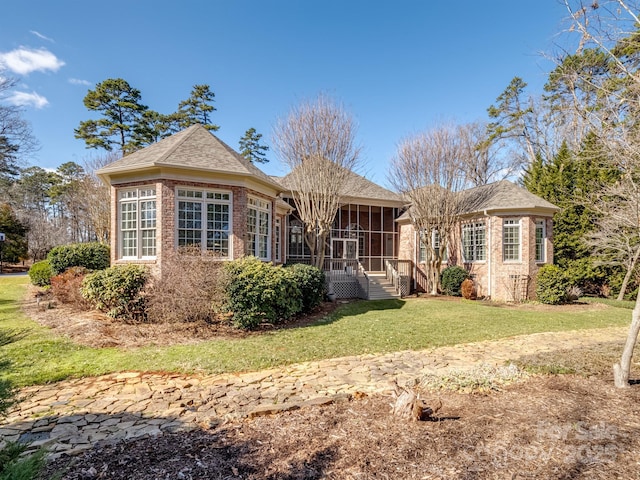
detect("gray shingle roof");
top-left (97, 125), bottom-right (282, 190)
top-left (463, 180), bottom-right (560, 213)
top-left (396, 180), bottom-right (559, 221)
top-left (277, 168), bottom-right (402, 204)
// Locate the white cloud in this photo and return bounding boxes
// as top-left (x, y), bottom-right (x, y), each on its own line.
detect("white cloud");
top-left (6, 90), bottom-right (49, 109)
top-left (30, 30), bottom-right (54, 43)
top-left (68, 78), bottom-right (91, 86)
top-left (0, 47), bottom-right (64, 75)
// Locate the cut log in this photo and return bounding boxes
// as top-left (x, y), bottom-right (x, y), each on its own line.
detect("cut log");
top-left (391, 382), bottom-right (442, 421)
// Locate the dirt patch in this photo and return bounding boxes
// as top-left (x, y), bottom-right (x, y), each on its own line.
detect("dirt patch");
top-left (40, 375), bottom-right (640, 479)
top-left (22, 287), bottom-right (341, 348)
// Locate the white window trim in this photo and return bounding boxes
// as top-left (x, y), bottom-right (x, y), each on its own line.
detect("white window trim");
top-left (535, 219), bottom-right (546, 263)
top-left (502, 218), bottom-right (522, 263)
top-left (461, 222), bottom-right (486, 263)
top-left (275, 217), bottom-right (282, 263)
top-left (175, 187), bottom-right (233, 259)
top-left (118, 186), bottom-right (157, 260)
top-left (247, 195), bottom-right (271, 261)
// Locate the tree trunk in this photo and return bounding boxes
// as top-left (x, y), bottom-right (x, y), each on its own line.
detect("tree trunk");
top-left (616, 245), bottom-right (640, 301)
top-left (613, 287), bottom-right (640, 388)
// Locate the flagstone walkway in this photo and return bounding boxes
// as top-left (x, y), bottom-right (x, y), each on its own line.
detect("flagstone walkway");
top-left (0, 326), bottom-right (627, 459)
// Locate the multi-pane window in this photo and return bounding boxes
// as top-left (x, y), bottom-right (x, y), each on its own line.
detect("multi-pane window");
top-left (462, 222), bottom-right (486, 262)
top-left (177, 188), bottom-right (231, 257)
top-left (247, 197), bottom-right (271, 260)
top-left (418, 229), bottom-right (447, 263)
top-left (119, 187), bottom-right (156, 259)
top-left (275, 217), bottom-right (281, 262)
top-left (503, 218), bottom-right (521, 261)
top-left (535, 219), bottom-right (546, 263)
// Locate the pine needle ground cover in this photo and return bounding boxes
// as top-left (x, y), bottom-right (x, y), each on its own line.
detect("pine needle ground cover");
top-left (0, 276), bottom-right (631, 387)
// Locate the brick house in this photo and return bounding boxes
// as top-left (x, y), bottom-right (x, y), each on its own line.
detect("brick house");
top-left (396, 181), bottom-right (560, 300)
top-left (97, 125), bottom-right (558, 301)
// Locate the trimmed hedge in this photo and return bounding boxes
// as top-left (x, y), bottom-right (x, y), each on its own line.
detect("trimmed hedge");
top-left (48, 242), bottom-right (110, 275)
top-left (286, 263), bottom-right (326, 313)
top-left (28, 260), bottom-right (53, 287)
top-left (224, 257), bottom-right (302, 329)
top-left (81, 264), bottom-right (148, 321)
top-left (440, 265), bottom-right (470, 296)
top-left (536, 264), bottom-right (569, 305)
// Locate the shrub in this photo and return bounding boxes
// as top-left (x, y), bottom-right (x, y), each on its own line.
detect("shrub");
top-left (81, 264), bottom-right (148, 321)
top-left (48, 242), bottom-right (110, 275)
top-left (536, 264), bottom-right (570, 305)
top-left (50, 267), bottom-right (91, 309)
top-left (461, 278), bottom-right (476, 300)
top-left (28, 260), bottom-right (52, 286)
top-left (146, 249), bottom-right (227, 323)
top-left (224, 257), bottom-right (302, 329)
top-left (440, 266), bottom-right (470, 296)
top-left (286, 263), bottom-right (326, 312)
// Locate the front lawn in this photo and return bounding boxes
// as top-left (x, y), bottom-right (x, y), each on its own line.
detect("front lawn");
top-left (0, 276), bottom-right (632, 387)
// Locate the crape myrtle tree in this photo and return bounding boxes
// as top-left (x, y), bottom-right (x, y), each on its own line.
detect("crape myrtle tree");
top-left (558, 0), bottom-right (640, 387)
top-left (388, 124), bottom-right (472, 295)
top-left (272, 94), bottom-right (361, 269)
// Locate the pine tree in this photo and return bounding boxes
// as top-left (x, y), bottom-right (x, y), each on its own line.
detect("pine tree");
top-left (238, 128), bottom-right (269, 163)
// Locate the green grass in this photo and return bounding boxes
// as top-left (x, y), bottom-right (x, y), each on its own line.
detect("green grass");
top-left (0, 276), bottom-right (633, 387)
top-left (581, 296), bottom-right (636, 310)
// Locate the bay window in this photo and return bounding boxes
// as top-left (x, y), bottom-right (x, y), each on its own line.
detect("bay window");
top-left (503, 218), bottom-right (521, 261)
top-left (247, 197), bottom-right (271, 260)
top-left (177, 188), bottom-right (231, 257)
top-left (119, 187), bottom-right (156, 259)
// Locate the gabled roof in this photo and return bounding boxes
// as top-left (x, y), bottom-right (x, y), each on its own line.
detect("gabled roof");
top-left (396, 180), bottom-right (560, 222)
top-left (276, 168), bottom-right (402, 204)
top-left (97, 124), bottom-right (283, 190)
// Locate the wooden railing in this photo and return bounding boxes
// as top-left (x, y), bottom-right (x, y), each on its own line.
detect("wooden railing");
top-left (385, 260), bottom-right (412, 297)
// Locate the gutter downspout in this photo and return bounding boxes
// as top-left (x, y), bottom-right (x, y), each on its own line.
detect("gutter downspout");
top-left (484, 210), bottom-right (492, 299)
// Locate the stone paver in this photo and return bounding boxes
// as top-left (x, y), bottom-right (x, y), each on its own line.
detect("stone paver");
top-left (0, 326), bottom-right (626, 459)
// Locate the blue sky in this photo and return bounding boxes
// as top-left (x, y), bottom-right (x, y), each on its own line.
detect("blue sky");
top-left (1, 1), bottom-right (569, 187)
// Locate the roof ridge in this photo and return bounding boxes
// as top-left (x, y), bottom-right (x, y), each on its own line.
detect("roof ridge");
top-left (153, 124), bottom-right (201, 166)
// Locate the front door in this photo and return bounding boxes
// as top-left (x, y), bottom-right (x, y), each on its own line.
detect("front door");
top-left (332, 238), bottom-right (358, 259)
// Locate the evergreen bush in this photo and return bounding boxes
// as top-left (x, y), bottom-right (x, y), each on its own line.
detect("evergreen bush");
top-left (440, 266), bottom-right (470, 296)
top-left (81, 264), bottom-right (148, 321)
top-left (286, 263), bottom-right (326, 312)
top-left (28, 260), bottom-right (53, 287)
top-left (536, 264), bottom-right (569, 305)
top-left (224, 257), bottom-right (302, 329)
top-left (47, 242), bottom-right (110, 275)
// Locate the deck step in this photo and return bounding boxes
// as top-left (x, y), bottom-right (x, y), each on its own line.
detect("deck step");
top-left (365, 273), bottom-right (401, 300)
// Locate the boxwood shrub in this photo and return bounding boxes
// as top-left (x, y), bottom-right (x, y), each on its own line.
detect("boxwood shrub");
top-left (48, 242), bottom-right (110, 275)
top-left (536, 264), bottom-right (569, 305)
top-left (224, 257), bottom-right (302, 329)
top-left (28, 260), bottom-right (53, 286)
top-left (81, 264), bottom-right (148, 321)
top-left (440, 265), bottom-right (470, 296)
top-left (286, 263), bottom-right (326, 312)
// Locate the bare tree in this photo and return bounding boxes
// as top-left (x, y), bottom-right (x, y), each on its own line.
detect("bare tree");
top-left (458, 122), bottom-right (515, 186)
top-left (272, 95), bottom-right (361, 268)
top-left (559, 0), bottom-right (640, 387)
top-left (0, 76), bottom-right (37, 179)
top-left (82, 153), bottom-right (115, 243)
top-left (388, 124), bottom-right (470, 295)
top-left (588, 175), bottom-right (640, 300)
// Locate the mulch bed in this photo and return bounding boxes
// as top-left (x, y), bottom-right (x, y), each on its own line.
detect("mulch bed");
top-left (40, 374), bottom-right (640, 479)
top-left (22, 288), bottom-right (343, 348)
